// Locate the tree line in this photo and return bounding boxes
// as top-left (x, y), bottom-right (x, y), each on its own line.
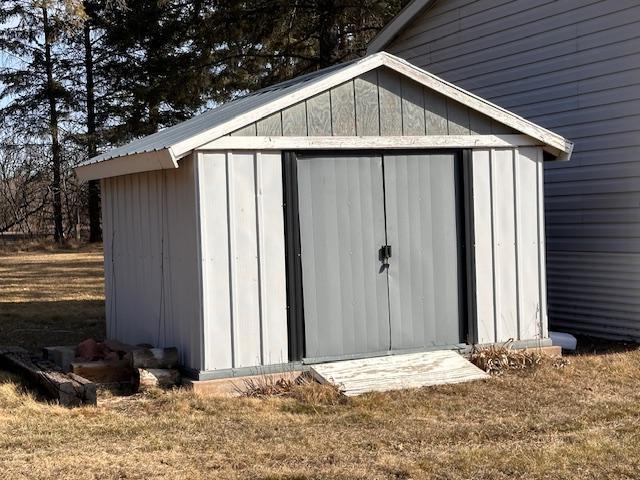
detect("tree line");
top-left (0, 0), bottom-right (406, 243)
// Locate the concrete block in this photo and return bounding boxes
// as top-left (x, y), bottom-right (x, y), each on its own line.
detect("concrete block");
top-left (43, 346), bottom-right (77, 372)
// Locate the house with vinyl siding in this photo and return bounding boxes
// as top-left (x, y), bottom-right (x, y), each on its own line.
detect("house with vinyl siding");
top-left (369, 0), bottom-right (640, 341)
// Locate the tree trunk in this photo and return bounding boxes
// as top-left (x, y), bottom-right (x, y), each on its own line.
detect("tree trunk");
top-left (317, 0), bottom-right (338, 68)
top-left (43, 7), bottom-right (64, 244)
top-left (83, 10), bottom-right (102, 242)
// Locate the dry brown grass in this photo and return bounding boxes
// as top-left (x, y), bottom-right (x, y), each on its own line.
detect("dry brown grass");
top-left (238, 372), bottom-right (346, 406)
top-left (0, 242), bottom-right (104, 350)
top-left (469, 341), bottom-right (569, 375)
top-left (1, 247), bottom-right (640, 479)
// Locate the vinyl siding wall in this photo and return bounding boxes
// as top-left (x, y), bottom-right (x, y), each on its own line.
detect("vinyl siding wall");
top-left (386, 0), bottom-right (640, 340)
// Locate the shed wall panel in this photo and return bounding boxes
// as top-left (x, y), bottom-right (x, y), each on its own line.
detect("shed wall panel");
top-left (385, 0), bottom-right (640, 339)
top-left (101, 157), bottom-right (203, 369)
top-left (471, 147), bottom-right (546, 344)
top-left (197, 151), bottom-right (288, 371)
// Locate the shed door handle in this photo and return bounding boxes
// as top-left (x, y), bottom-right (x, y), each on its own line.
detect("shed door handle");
top-left (379, 245), bottom-right (392, 264)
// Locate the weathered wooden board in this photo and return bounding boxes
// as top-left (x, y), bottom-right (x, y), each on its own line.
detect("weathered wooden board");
top-left (330, 82), bottom-right (356, 136)
top-left (256, 112), bottom-right (282, 136)
top-left (0, 347), bottom-right (97, 406)
top-left (354, 71), bottom-right (380, 136)
top-left (310, 350), bottom-right (488, 396)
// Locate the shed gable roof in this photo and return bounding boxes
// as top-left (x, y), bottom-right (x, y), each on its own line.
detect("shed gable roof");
top-left (76, 51), bottom-right (573, 181)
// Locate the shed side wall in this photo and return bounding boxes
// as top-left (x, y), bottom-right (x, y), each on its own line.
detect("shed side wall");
top-left (472, 147), bottom-right (547, 344)
top-left (385, 0), bottom-right (640, 340)
top-left (197, 151), bottom-right (288, 371)
top-left (101, 155), bottom-right (203, 369)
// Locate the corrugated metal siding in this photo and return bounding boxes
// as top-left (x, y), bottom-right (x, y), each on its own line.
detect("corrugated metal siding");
top-left (471, 147), bottom-right (547, 344)
top-left (386, 0), bottom-right (640, 340)
top-left (101, 156), bottom-right (203, 369)
top-left (230, 67), bottom-right (514, 138)
top-left (196, 151), bottom-right (288, 371)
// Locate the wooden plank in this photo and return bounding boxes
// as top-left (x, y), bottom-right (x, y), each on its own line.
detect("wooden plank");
top-left (230, 123), bottom-right (257, 136)
top-left (469, 110), bottom-right (492, 134)
top-left (424, 89), bottom-right (448, 134)
top-left (377, 68), bottom-right (403, 136)
top-left (306, 91), bottom-right (332, 136)
top-left (256, 112), bottom-right (282, 136)
top-left (199, 134), bottom-right (541, 151)
top-left (71, 359), bottom-right (134, 384)
top-left (310, 351), bottom-right (488, 396)
top-left (330, 82), bottom-right (356, 136)
top-left (281, 102), bottom-right (307, 136)
top-left (0, 348), bottom-right (97, 407)
top-left (447, 100), bottom-right (471, 135)
top-left (401, 77), bottom-right (426, 135)
top-left (354, 71), bottom-right (380, 136)
top-left (491, 119), bottom-right (514, 134)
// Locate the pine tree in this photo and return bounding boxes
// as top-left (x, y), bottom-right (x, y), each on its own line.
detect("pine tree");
top-left (0, 1), bottom-right (79, 243)
top-left (95, 0), bottom-right (217, 141)
top-left (208, 0), bottom-right (408, 99)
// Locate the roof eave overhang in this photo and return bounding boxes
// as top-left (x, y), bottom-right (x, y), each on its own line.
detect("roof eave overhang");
top-left (74, 148), bottom-right (178, 182)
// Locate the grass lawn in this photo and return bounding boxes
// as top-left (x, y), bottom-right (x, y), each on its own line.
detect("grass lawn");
top-left (1, 245), bottom-right (639, 479)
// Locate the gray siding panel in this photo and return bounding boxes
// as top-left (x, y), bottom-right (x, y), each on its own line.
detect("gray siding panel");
top-left (386, 0), bottom-right (640, 340)
top-left (244, 66), bottom-right (504, 139)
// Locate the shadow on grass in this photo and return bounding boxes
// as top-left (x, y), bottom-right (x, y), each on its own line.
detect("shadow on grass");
top-left (571, 334), bottom-right (640, 356)
top-left (0, 300), bottom-right (105, 352)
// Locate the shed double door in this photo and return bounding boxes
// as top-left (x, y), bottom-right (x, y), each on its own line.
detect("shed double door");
top-left (296, 152), bottom-right (461, 361)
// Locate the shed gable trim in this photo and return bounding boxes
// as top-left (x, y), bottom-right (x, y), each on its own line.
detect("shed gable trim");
top-left (198, 134), bottom-right (543, 151)
top-left (76, 51), bottom-right (573, 181)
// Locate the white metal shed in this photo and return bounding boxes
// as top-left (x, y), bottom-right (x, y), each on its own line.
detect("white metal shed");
top-left (75, 52), bottom-right (573, 379)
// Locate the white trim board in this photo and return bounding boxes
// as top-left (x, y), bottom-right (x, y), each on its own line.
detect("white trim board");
top-left (198, 135), bottom-right (545, 152)
top-left (367, 0), bottom-right (437, 55)
top-left (75, 149), bottom-right (178, 182)
top-left (75, 52), bottom-right (573, 181)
